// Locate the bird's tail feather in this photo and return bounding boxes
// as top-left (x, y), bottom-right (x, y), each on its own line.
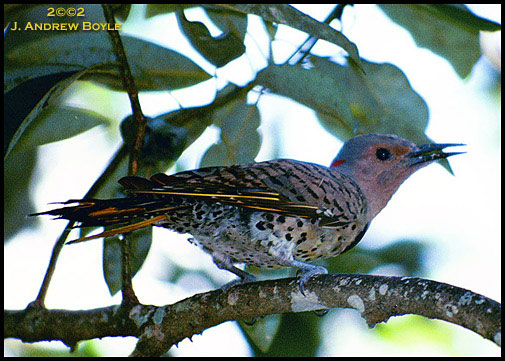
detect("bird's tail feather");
top-left (30, 197), bottom-right (190, 244)
top-left (65, 214), bottom-right (170, 244)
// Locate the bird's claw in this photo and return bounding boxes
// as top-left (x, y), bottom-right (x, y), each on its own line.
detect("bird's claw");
top-left (296, 265), bottom-right (328, 296)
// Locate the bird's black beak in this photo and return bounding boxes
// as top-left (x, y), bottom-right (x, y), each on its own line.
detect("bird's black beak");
top-left (408, 143), bottom-right (466, 167)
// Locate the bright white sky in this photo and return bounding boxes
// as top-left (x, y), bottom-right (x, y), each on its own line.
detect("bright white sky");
top-left (4, 4), bottom-right (501, 357)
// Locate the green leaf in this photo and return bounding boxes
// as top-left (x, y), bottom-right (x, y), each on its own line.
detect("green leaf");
top-left (415, 4), bottom-right (501, 33)
top-left (329, 240), bottom-right (427, 276)
top-left (4, 71), bottom-right (80, 156)
top-left (5, 150), bottom-right (38, 239)
top-left (311, 57), bottom-right (430, 146)
top-left (375, 240), bottom-right (426, 275)
top-left (103, 227), bottom-right (153, 296)
top-left (257, 57), bottom-right (456, 172)
top-left (5, 71), bottom-right (103, 160)
top-left (85, 85), bottom-right (245, 203)
top-left (206, 7), bottom-right (248, 43)
top-left (4, 4), bottom-right (106, 93)
top-left (375, 315), bottom-right (454, 350)
top-left (145, 4), bottom-right (195, 18)
top-left (5, 32), bottom-right (211, 93)
top-left (256, 62), bottom-right (355, 131)
top-left (249, 313), bottom-right (322, 356)
top-left (313, 57), bottom-right (455, 172)
top-left (83, 35), bottom-right (212, 91)
top-left (212, 4), bottom-right (361, 68)
top-left (12, 105), bottom-right (107, 152)
top-left (240, 315), bottom-right (282, 353)
top-left (176, 8), bottom-right (247, 67)
top-left (102, 237), bottom-right (123, 296)
top-left (377, 4), bottom-right (492, 78)
top-left (200, 97), bottom-right (261, 167)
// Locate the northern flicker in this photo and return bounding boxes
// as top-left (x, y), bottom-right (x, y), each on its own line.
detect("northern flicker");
top-left (32, 133), bottom-right (464, 293)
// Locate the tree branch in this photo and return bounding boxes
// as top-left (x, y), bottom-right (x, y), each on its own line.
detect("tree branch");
top-left (102, 4), bottom-right (145, 306)
top-left (5, 274), bottom-right (501, 356)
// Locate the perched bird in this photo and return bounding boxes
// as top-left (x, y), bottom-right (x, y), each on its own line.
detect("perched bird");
top-left (32, 133), bottom-right (464, 293)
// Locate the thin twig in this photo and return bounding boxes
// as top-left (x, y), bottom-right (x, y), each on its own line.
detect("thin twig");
top-left (286, 4), bottom-right (352, 65)
top-left (102, 4), bottom-right (145, 305)
top-left (29, 228), bottom-right (71, 309)
top-left (102, 5), bottom-right (147, 177)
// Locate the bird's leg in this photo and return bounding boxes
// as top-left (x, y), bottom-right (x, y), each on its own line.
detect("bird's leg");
top-left (212, 252), bottom-right (257, 291)
top-left (289, 260), bottom-right (328, 296)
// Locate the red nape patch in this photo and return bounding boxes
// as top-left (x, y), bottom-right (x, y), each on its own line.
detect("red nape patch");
top-left (331, 159), bottom-right (345, 168)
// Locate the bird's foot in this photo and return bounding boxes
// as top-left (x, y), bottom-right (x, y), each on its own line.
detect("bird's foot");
top-left (295, 263), bottom-right (328, 296)
top-left (212, 252), bottom-right (257, 291)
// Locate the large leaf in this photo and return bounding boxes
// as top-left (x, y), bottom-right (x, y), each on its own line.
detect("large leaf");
top-left (4, 4), bottom-right (111, 92)
top-left (5, 32), bottom-right (211, 93)
top-left (5, 150), bottom-right (38, 240)
top-left (240, 314), bottom-right (282, 353)
top-left (9, 105), bottom-right (107, 155)
top-left (256, 62), bottom-right (355, 130)
top-left (4, 71), bottom-right (80, 156)
top-left (412, 4), bottom-right (501, 33)
top-left (249, 312), bottom-right (322, 356)
top-left (5, 71), bottom-right (104, 160)
top-left (212, 4), bottom-right (361, 68)
top-left (103, 228), bottom-right (153, 296)
top-left (311, 56), bottom-right (431, 146)
top-left (118, 85), bottom-right (251, 169)
top-left (206, 7), bottom-right (248, 43)
top-left (176, 8), bottom-right (247, 67)
top-left (5, 4), bottom-right (210, 92)
top-left (378, 4), bottom-right (500, 78)
top-left (257, 57), bottom-right (453, 171)
top-left (200, 96), bottom-right (261, 167)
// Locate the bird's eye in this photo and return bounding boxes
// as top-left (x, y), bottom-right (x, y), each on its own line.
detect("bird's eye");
top-left (375, 148), bottom-right (392, 161)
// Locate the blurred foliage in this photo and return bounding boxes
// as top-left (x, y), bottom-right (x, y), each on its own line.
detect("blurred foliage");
top-left (329, 240), bottom-right (427, 275)
top-left (378, 4), bottom-right (500, 78)
top-left (199, 96), bottom-right (261, 167)
top-left (176, 7), bottom-right (246, 67)
top-left (7, 338), bottom-right (103, 357)
top-left (4, 3), bottom-right (500, 357)
top-left (103, 228), bottom-right (153, 296)
top-left (375, 315), bottom-right (456, 355)
top-left (244, 312), bottom-right (322, 356)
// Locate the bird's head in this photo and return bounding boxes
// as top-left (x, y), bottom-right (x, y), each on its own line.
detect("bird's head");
top-left (331, 133), bottom-right (464, 220)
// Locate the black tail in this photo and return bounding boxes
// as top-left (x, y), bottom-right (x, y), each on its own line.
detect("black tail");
top-left (30, 196), bottom-right (190, 244)
top-left (31, 196), bottom-right (177, 226)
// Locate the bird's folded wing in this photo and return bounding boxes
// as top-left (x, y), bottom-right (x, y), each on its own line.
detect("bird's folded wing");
top-left (32, 160), bottom-right (354, 228)
top-left (120, 160), bottom-right (345, 222)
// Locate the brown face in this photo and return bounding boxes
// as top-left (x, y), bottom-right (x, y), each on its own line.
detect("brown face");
top-left (334, 135), bottom-right (418, 184)
top-left (357, 140), bottom-right (417, 174)
top-left (333, 134), bottom-right (464, 178)
top-left (331, 133), bottom-right (464, 220)
top-left (353, 137), bottom-right (463, 185)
